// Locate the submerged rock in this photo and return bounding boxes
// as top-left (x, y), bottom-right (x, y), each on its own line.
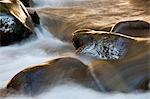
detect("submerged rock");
top-left (111, 20), bottom-right (150, 37)
top-left (0, 13), bottom-right (33, 46)
top-left (6, 57), bottom-right (98, 95)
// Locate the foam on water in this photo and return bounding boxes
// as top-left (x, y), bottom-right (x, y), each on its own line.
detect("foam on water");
top-left (3, 84), bottom-right (150, 99)
top-left (0, 25), bottom-right (71, 88)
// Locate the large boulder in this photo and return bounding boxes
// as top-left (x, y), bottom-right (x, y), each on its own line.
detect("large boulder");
top-left (90, 39), bottom-right (150, 91)
top-left (0, 0), bottom-right (41, 46)
top-left (72, 27), bottom-right (150, 60)
top-left (72, 29), bottom-right (150, 92)
top-left (6, 57), bottom-right (98, 95)
top-left (0, 13), bottom-right (33, 46)
top-left (73, 29), bottom-right (130, 59)
top-left (5, 55), bottom-right (150, 96)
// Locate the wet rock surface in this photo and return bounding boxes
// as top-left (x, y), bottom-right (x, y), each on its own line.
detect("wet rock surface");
top-left (0, 0), bottom-right (150, 97)
top-left (72, 28), bottom-right (150, 91)
top-left (36, 0), bottom-right (150, 42)
top-left (0, 0), bottom-right (41, 46)
top-left (73, 30), bottom-right (131, 60)
top-left (111, 20), bottom-right (150, 37)
top-left (6, 57), bottom-right (98, 95)
top-left (90, 39), bottom-right (150, 92)
top-left (5, 48), bottom-right (150, 95)
top-left (21, 0), bottom-right (32, 7)
top-left (0, 13), bottom-right (33, 46)
top-left (28, 9), bottom-right (40, 25)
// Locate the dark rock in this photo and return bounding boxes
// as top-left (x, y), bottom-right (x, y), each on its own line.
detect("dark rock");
top-left (0, 13), bottom-right (33, 46)
top-left (137, 79), bottom-right (150, 91)
top-left (20, 0), bottom-right (32, 7)
top-left (111, 20), bottom-right (150, 37)
top-left (28, 10), bottom-right (40, 25)
top-left (72, 29), bottom-right (133, 60)
top-left (6, 57), bottom-right (99, 95)
top-left (72, 29), bottom-right (150, 92)
top-left (72, 29), bottom-right (93, 49)
top-left (0, 88), bottom-right (15, 97)
top-left (91, 39), bottom-right (150, 92)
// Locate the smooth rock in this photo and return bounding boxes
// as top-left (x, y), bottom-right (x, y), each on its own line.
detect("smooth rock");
top-left (28, 9), bottom-right (40, 25)
top-left (72, 29), bottom-right (134, 60)
top-left (111, 20), bottom-right (150, 37)
top-left (6, 57), bottom-right (98, 95)
top-left (20, 0), bottom-right (32, 7)
top-left (90, 39), bottom-right (150, 92)
top-left (36, 0), bottom-right (149, 42)
top-left (75, 29), bottom-right (150, 91)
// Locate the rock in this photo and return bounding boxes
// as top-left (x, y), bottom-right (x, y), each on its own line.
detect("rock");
top-left (20, 0), bottom-right (32, 7)
top-left (72, 29), bottom-right (134, 60)
top-left (0, 0), bottom-right (34, 31)
top-left (28, 9), bottom-right (40, 25)
top-left (72, 29), bottom-right (150, 91)
top-left (111, 20), bottom-right (150, 37)
top-left (5, 48), bottom-right (150, 95)
top-left (36, 0), bottom-right (149, 42)
top-left (90, 38), bottom-right (150, 92)
top-left (0, 88), bottom-right (15, 97)
top-left (0, 13), bottom-right (33, 46)
top-left (0, 0), bottom-right (40, 46)
top-left (6, 57), bottom-right (99, 95)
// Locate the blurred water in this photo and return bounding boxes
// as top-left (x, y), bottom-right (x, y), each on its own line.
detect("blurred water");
top-left (0, 25), bottom-right (70, 88)
top-left (0, 0), bottom-right (149, 98)
top-left (3, 84), bottom-right (150, 99)
top-left (33, 0), bottom-right (90, 7)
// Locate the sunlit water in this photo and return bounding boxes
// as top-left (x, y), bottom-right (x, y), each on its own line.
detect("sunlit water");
top-left (0, 0), bottom-right (149, 98)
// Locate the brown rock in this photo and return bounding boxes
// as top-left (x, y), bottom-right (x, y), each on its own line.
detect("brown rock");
top-left (90, 47), bottom-right (150, 92)
top-left (20, 0), bottom-right (32, 7)
top-left (6, 57), bottom-right (99, 95)
top-left (72, 29), bottom-right (149, 60)
top-left (111, 20), bottom-right (150, 37)
top-left (35, 0), bottom-right (149, 42)
top-left (28, 9), bottom-right (40, 25)
top-left (88, 33), bottom-right (150, 91)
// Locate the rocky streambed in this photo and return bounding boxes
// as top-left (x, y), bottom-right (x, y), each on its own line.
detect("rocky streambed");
top-left (0, 0), bottom-right (150, 98)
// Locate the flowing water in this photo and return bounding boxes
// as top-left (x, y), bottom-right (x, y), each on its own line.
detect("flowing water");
top-left (0, 0), bottom-right (150, 98)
